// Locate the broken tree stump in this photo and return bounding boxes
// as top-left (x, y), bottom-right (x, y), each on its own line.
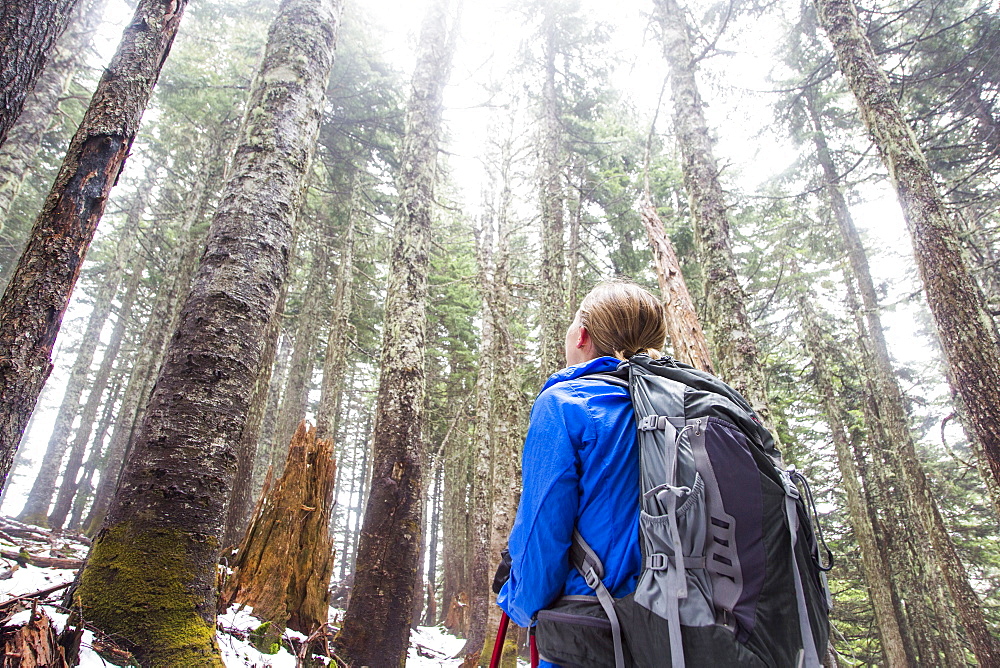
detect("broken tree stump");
top-left (220, 421), bottom-right (337, 635)
top-left (2, 609), bottom-right (69, 667)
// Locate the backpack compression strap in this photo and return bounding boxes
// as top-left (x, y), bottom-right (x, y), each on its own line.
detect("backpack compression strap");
top-left (570, 529), bottom-right (626, 668)
top-left (779, 467), bottom-right (822, 668)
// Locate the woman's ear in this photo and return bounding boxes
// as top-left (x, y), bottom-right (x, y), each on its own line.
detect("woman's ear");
top-left (576, 325), bottom-right (590, 349)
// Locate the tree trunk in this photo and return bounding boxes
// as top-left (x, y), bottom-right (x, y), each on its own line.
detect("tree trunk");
top-left (0, 0), bottom-right (81, 148)
top-left (251, 330), bottom-right (293, 499)
top-left (82, 161), bottom-right (213, 535)
top-left (0, 0), bottom-right (188, 491)
top-left (423, 462), bottom-right (443, 626)
top-left (0, 0), bottom-right (109, 241)
top-left (219, 421), bottom-right (336, 635)
top-left (333, 3), bottom-right (456, 664)
top-left (272, 243), bottom-right (327, 464)
top-left (72, 0), bottom-right (342, 662)
top-left (459, 226), bottom-right (496, 666)
top-left (17, 184), bottom-right (147, 526)
top-left (814, 0), bottom-right (1000, 542)
top-left (315, 192), bottom-right (356, 443)
top-left (802, 67), bottom-right (1000, 664)
top-left (653, 0), bottom-right (770, 415)
top-left (67, 371), bottom-right (124, 532)
top-left (796, 281), bottom-right (909, 666)
top-left (48, 251), bottom-right (147, 531)
top-left (639, 196), bottom-right (714, 372)
top-left (221, 278), bottom-right (288, 550)
top-left (484, 141), bottom-right (524, 636)
top-left (537, 6), bottom-right (567, 378)
top-left (441, 405), bottom-right (471, 632)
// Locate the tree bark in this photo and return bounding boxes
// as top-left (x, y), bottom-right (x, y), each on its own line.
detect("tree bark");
top-left (82, 161), bottom-right (213, 535)
top-left (72, 0), bottom-right (342, 662)
top-left (640, 196), bottom-right (714, 372)
top-left (459, 225), bottom-right (496, 667)
top-left (814, 0), bottom-right (1000, 534)
top-left (334, 5), bottom-right (456, 663)
top-left (801, 27), bottom-right (1000, 659)
top-left (0, 0), bottom-right (188, 491)
top-left (654, 0), bottom-right (770, 415)
top-left (0, 0), bottom-right (109, 241)
top-left (17, 184), bottom-right (147, 526)
top-left (0, 0), bottom-right (81, 148)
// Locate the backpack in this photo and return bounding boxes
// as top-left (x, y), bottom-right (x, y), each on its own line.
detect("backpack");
top-left (533, 354), bottom-right (832, 668)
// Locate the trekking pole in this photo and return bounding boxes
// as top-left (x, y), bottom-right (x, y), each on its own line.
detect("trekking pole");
top-left (488, 612), bottom-right (510, 668)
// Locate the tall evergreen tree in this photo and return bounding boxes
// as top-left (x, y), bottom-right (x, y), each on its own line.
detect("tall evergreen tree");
top-left (334, 2), bottom-right (458, 662)
top-left (0, 0), bottom-right (189, 489)
top-left (72, 0), bottom-right (343, 660)
top-left (653, 0), bottom-right (772, 417)
top-left (813, 0), bottom-right (1000, 549)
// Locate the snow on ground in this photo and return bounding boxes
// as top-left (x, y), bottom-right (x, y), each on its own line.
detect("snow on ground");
top-left (0, 518), bottom-right (508, 666)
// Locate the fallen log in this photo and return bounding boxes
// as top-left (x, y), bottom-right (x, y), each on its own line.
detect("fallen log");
top-left (0, 550), bottom-right (82, 569)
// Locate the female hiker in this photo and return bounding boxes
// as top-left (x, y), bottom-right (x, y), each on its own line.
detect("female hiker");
top-left (496, 279), bottom-right (665, 666)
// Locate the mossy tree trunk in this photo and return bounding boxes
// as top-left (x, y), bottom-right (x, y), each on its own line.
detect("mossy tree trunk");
top-left (333, 2), bottom-right (456, 664)
top-left (801, 49), bottom-right (1000, 662)
top-left (460, 223), bottom-right (497, 667)
top-left (0, 0), bottom-right (188, 491)
top-left (814, 0), bottom-right (1000, 552)
top-left (537, 4), bottom-right (567, 378)
top-left (653, 0), bottom-right (770, 416)
top-left (640, 196), bottom-right (714, 373)
top-left (72, 0), bottom-right (343, 662)
top-left (220, 421), bottom-right (336, 635)
top-left (0, 0), bottom-right (81, 148)
top-left (17, 181), bottom-right (148, 526)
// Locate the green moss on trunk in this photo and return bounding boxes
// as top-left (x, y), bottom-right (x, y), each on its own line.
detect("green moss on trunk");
top-left (75, 522), bottom-right (224, 666)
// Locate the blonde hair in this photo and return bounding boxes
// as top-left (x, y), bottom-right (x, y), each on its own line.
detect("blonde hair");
top-left (578, 280), bottom-right (667, 360)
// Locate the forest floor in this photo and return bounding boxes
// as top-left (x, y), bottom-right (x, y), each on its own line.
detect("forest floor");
top-left (0, 516), bottom-right (500, 667)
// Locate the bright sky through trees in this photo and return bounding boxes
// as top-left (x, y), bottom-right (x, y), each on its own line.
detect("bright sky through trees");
top-left (2, 0), bottom-right (935, 514)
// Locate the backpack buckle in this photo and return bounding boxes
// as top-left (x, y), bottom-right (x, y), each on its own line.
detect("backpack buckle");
top-left (638, 415), bottom-right (670, 431)
top-left (584, 567), bottom-right (602, 590)
top-left (647, 553), bottom-right (668, 571)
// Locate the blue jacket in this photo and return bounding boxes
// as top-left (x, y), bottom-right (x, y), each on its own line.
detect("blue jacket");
top-left (497, 357), bottom-right (642, 632)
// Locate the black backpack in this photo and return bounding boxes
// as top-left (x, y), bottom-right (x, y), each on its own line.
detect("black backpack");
top-left (534, 354), bottom-right (832, 668)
